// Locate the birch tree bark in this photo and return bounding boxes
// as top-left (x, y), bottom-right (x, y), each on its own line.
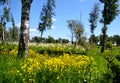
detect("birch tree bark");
top-left (17, 0), bottom-right (33, 58)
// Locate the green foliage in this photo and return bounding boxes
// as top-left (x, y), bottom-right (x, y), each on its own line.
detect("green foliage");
top-left (46, 36), bottom-right (56, 43)
top-left (0, 44), bottom-right (102, 83)
top-left (113, 35), bottom-right (120, 46)
top-left (38, 5), bottom-right (47, 39)
top-left (4, 6), bottom-right (10, 22)
top-left (106, 41), bottom-right (113, 50)
top-left (89, 34), bottom-right (99, 45)
top-left (38, 0), bottom-right (56, 41)
top-left (102, 50), bottom-right (120, 82)
top-left (99, 0), bottom-right (119, 52)
top-left (0, 43), bottom-right (120, 82)
top-left (89, 3), bottom-right (99, 34)
top-left (67, 20), bottom-right (85, 45)
top-left (87, 46), bottom-right (109, 75)
top-left (30, 44), bottom-right (86, 56)
top-left (31, 36), bottom-right (70, 44)
top-left (0, 23), bottom-right (3, 40)
top-left (99, 0), bottom-right (119, 25)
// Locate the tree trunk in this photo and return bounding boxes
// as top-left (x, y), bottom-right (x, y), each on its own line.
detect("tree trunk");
top-left (17, 0), bottom-right (33, 58)
top-left (2, 22), bottom-right (6, 44)
top-left (101, 24), bottom-right (107, 52)
top-left (75, 36), bottom-right (78, 46)
top-left (75, 35), bottom-right (79, 46)
top-left (1, 18), bottom-right (5, 44)
top-left (2, 27), bottom-right (5, 42)
top-left (12, 16), bottom-right (15, 41)
top-left (40, 31), bottom-right (43, 43)
top-left (71, 32), bottom-right (74, 45)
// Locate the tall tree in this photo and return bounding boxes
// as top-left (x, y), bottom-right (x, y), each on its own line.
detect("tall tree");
top-left (67, 20), bottom-right (76, 44)
top-left (0, 0), bottom-right (10, 44)
top-left (89, 3), bottom-right (99, 44)
top-left (67, 20), bottom-right (84, 45)
top-left (10, 13), bottom-right (16, 41)
top-left (74, 21), bottom-right (84, 45)
top-left (99, 0), bottom-right (119, 52)
top-left (17, 0), bottom-right (33, 58)
top-left (38, 0), bottom-right (55, 43)
top-left (89, 3), bottom-right (99, 34)
top-left (38, 5), bottom-right (47, 43)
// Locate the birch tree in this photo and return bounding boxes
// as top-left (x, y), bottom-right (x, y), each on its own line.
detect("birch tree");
top-left (0, 0), bottom-right (10, 44)
top-left (38, 0), bottom-right (55, 43)
top-left (17, 0), bottom-right (33, 58)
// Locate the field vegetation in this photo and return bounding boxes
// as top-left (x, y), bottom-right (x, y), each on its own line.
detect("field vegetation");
top-left (0, 0), bottom-right (120, 83)
top-left (0, 43), bottom-right (120, 83)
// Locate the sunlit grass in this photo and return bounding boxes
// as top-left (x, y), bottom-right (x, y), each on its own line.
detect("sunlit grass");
top-left (0, 43), bottom-right (120, 83)
top-left (0, 43), bottom-right (101, 83)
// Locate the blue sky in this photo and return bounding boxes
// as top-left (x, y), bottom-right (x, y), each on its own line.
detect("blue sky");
top-left (7, 0), bottom-right (120, 40)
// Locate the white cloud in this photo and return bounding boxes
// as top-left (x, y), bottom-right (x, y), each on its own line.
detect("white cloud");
top-left (30, 28), bottom-right (39, 39)
top-left (30, 28), bottom-right (37, 32)
top-left (16, 23), bottom-right (21, 28)
top-left (51, 26), bottom-right (55, 29)
top-left (52, 18), bottom-right (57, 22)
top-left (16, 23), bottom-right (37, 32)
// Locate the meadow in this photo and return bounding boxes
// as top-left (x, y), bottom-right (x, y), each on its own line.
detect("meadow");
top-left (0, 43), bottom-right (120, 83)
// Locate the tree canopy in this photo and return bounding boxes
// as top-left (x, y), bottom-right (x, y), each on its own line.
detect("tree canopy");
top-left (99, 0), bottom-right (119, 52)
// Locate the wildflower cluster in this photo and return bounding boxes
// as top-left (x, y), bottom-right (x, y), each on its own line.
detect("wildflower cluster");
top-left (25, 53), bottom-right (99, 83)
top-left (0, 44), bottom-right (100, 83)
top-left (20, 58), bottom-right (42, 82)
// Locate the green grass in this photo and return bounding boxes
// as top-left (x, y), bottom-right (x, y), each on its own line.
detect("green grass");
top-left (87, 46), bottom-right (108, 74)
top-left (0, 43), bottom-right (120, 83)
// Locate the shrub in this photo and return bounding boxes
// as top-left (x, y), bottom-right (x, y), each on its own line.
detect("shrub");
top-left (106, 41), bottom-right (113, 50)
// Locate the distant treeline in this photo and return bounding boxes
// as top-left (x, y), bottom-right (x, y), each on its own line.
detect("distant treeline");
top-left (30, 36), bottom-right (70, 44)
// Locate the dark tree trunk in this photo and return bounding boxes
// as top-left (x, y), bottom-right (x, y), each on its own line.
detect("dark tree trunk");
top-left (101, 24), bottom-right (107, 52)
top-left (17, 0), bottom-right (33, 58)
top-left (40, 31), bottom-right (43, 43)
top-left (2, 27), bottom-right (5, 42)
top-left (11, 15), bottom-right (15, 41)
top-left (71, 32), bottom-right (74, 45)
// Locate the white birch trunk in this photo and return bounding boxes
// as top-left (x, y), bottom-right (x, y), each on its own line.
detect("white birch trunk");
top-left (18, 0), bottom-right (33, 58)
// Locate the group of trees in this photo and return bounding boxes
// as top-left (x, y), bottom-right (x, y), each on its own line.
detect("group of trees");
top-left (99, 0), bottom-right (119, 52)
top-left (67, 20), bottom-right (85, 46)
top-left (0, 0), bottom-right (56, 58)
top-left (31, 36), bottom-right (69, 44)
top-left (0, 0), bottom-right (119, 58)
top-left (89, 0), bottom-right (119, 52)
top-left (0, 1), bottom-right (19, 42)
top-left (66, 0), bottom-right (119, 52)
top-left (0, 25), bottom-right (19, 41)
top-left (89, 34), bottom-right (120, 46)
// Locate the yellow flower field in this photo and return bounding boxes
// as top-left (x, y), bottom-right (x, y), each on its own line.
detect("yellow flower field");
top-left (0, 45), bottom-right (101, 83)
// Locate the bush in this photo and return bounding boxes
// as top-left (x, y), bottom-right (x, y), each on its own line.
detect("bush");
top-left (106, 41), bottom-right (113, 50)
top-left (103, 50), bottom-right (120, 83)
top-left (30, 45), bottom-right (87, 56)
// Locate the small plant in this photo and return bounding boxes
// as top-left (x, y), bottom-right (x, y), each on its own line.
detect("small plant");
top-left (106, 41), bottom-right (113, 50)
